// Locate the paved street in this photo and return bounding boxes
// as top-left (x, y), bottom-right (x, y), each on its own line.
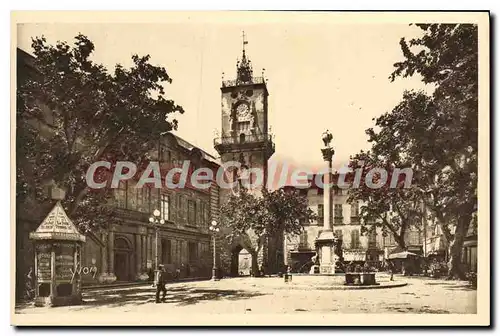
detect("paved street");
top-left (15, 274), bottom-right (476, 315)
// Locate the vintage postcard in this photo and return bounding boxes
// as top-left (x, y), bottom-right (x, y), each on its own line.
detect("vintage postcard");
top-left (11, 11), bottom-right (490, 326)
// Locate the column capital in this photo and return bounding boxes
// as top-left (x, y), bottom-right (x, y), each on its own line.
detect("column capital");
top-left (137, 226), bottom-right (147, 235)
top-left (321, 147), bottom-right (335, 162)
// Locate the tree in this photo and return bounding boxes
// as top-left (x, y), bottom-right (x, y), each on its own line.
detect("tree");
top-left (220, 187), bottom-right (316, 275)
top-left (347, 150), bottom-right (423, 251)
top-left (372, 24), bottom-right (478, 279)
top-left (17, 34), bottom-right (184, 232)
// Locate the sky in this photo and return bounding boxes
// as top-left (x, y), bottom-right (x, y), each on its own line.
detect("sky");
top-left (17, 15), bottom-right (430, 174)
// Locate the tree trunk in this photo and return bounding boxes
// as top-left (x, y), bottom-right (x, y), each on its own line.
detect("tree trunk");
top-left (381, 216), bottom-right (407, 251)
top-left (252, 240), bottom-right (264, 277)
top-left (447, 213), bottom-right (472, 280)
top-left (251, 252), bottom-right (259, 277)
top-left (395, 235), bottom-right (407, 251)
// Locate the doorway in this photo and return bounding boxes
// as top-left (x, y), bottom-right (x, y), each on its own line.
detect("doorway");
top-left (114, 236), bottom-right (132, 282)
top-left (115, 252), bottom-right (130, 281)
top-left (231, 245), bottom-right (253, 276)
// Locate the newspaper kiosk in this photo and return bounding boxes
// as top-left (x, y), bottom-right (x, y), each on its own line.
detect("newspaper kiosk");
top-left (29, 201), bottom-right (86, 307)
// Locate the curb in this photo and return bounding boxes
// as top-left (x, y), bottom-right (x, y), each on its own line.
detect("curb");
top-left (252, 282), bottom-right (409, 291)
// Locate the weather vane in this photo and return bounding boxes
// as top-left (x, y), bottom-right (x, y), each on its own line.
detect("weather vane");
top-left (242, 30), bottom-right (248, 52)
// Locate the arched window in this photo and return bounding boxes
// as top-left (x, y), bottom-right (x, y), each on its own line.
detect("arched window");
top-left (115, 237), bottom-right (131, 250)
top-left (239, 133), bottom-right (246, 143)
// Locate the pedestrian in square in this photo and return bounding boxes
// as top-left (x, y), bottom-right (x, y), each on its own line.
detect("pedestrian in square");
top-left (387, 260), bottom-right (394, 281)
top-left (155, 264), bottom-right (167, 303)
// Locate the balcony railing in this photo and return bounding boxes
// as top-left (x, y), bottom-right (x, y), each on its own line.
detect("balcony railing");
top-left (214, 133), bottom-right (274, 147)
top-left (221, 76), bottom-right (265, 88)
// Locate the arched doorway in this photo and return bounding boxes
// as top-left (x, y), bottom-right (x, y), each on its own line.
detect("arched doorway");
top-left (231, 245), bottom-right (253, 276)
top-left (114, 236), bottom-right (132, 282)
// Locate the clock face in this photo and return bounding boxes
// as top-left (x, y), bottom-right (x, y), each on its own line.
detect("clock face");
top-left (236, 103), bottom-right (250, 117)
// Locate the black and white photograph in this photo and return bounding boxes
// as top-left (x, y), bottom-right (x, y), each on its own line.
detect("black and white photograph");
top-left (10, 11), bottom-right (490, 326)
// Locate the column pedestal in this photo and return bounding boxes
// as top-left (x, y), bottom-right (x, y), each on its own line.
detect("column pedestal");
top-left (135, 234), bottom-right (149, 281)
top-left (316, 230), bottom-right (340, 274)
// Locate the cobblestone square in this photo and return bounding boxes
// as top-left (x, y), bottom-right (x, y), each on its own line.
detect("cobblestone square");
top-left (15, 275), bottom-right (476, 315)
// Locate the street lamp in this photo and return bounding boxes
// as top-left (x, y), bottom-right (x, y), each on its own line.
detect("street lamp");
top-left (209, 220), bottom-right (220, 281)
top-left (149, 209), bottom-right (165, 271)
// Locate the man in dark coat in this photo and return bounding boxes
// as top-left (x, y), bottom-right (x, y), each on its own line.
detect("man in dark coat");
top-left (387, 260), bottom-right (395, 281)
top-left (155, 265), bottom-right (167, 303)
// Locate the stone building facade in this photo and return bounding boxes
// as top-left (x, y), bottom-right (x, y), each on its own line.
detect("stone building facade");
top-left (16, 47), bottom-right (221, 290)
top-left (80, 133), bottom-right (220, 284)
top-left (282, 177), bottom-right (385, 273)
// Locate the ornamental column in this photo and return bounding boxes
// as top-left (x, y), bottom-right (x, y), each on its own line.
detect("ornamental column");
top-left (136, 233), bottom-right (142, 278)
top-left (108, 230), bottom-right (116, 281)
top-left (314, 130), bottom-right (341, 274)
top-left (323, 150), bottom-right (333, 232)
top-left (141, 235), bottom-right (147, 269)
top-left (97, 232), bottom-right (111, 283)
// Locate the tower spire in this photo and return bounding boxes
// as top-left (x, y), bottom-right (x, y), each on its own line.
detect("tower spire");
top-left (236, 30), bottom-right (252, 83)
top-left (242, 30), bottom-right (248, 55)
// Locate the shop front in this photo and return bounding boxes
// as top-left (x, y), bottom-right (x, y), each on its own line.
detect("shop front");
top-left (462, 236), bottom-right (477, 273)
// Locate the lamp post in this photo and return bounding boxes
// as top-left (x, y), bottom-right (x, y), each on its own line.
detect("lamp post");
top-left (209, 220), bottom-right (220, 281)
top-left (149, 209), bottom-right (165, 271)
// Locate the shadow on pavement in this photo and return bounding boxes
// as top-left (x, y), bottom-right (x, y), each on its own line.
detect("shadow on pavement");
top-left (385, 305), bottom-right (450, 314)
top-left (442, 284), bottom-right (476, 291)
top-left (70, 284), bottom-right (267, 310)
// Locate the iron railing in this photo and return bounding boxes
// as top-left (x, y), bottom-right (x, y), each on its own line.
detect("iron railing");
top-left (214, 133), bottom-right (273, 147)
top-left (221, 76), bottom-right (265, 88)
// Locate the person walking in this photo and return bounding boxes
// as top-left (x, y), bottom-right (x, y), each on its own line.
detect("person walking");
top-left (155, 265), bottom-right (167, 303)
top-left (25, 267), bottom-right (34, 300)
top-left (387, 260), bottom-right (395, 281)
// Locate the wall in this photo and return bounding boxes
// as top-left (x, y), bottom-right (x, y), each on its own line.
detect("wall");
top-left (80, 236), bottom-right (102, 284)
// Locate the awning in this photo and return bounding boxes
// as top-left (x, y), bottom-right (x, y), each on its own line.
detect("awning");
top-left (387, 251), bottom-right (420, 260)
top-left (343, 251), bottom-right (366, 261)
top-left (463, 239), bottom-right (477, 248)
top-left (426, 250), bottom-right (445, 257)
top-left (290, 250), bottom-right (315, 254)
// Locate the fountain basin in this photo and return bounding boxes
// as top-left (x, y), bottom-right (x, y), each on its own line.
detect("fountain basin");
top-left (345, 272), bottom-right (378, 286)
top-left (235, 273), bottom-right (407, 290)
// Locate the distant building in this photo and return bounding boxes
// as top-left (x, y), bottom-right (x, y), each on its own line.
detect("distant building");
top-left (424, 221), bottom-right (448, 262)
top-left (282, 174), bottom-right (385, 273)
top-left (383, 228), bottom-right (424, 260)
top-left (424, 215), bottom-right (477, 273)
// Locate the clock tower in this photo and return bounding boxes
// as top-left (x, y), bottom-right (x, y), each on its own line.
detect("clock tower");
top-left (214, 33), bottom-right (275, 194)
top-left (214, 33), bottom-right (279, 276)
